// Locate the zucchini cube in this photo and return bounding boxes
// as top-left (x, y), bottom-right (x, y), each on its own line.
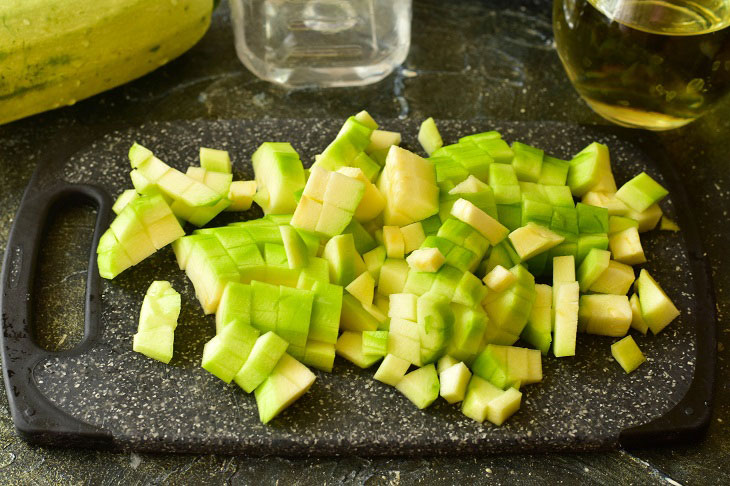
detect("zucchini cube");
top-left (279, 225), bottom-right (309, 270)
top-left (277, 286), bottom-right (314, 348)
top-left (421, 235), bottom-right (456, 256)
top-left (344, 219), bottom-right (378, 254)
top-left (461, 376), bottom-right (504, 423)
top-left (235, 331), bottom-right (289, 393)
top-left (608, 215), bottom-right (639, 234)
top-left (508, 222), bottom-right (565, 261)
top-left (362, 330), bottom-right (389, 357)
top-left (511, 142), bottom-right (544, 183)
top-left (609, 227), bottom-right (646, 265)
top-left (542, 185), bottom-right (575, 208)
top-left (451, 199), bottom-right (510, 245)
top-left (629, 293), bottom-right (649, 335)
top-left (496, 204), bottom-right (522, 232)
top-left (521, 198), bottom-right (553, 227)
top-left (251, 281), bottom-right (280, 333)
top-left (254, 354), bottom-right (316, 424)
top-left (576, 248), bottom-right (611, 292)
top-left (291, 196), bottom-right (324, 234)
top-left (401, 222), bottom-right (426, 254)
top-left (437, 218), bottom-right (472, 246)
top-left (430, 265), bottom-right (462, 300)
top-left (402, 268), bottom-right (437, 295)
top-left (567, 142), bottom-right (616, 197)
top-left (418, 117), bottom-right (444, 156)
top-left (301, 340), bottom-right (336, 373)
top-left (439, 362), bottom-right (472, 404)
top-left (589, 260), bottom-right (635, 295)
top-left (109, 206), bottom-right (146, 244)
top-left (490, 162), bottom-right (519, 185)
top-left (417, 292), bottom-right (454, 339)
top-left (340, 293), bottom-right (379, 332)
top-left (406, 248), bottom-right (446, 274)
top-left (437, 355), bottom-right (460, 374)
top-left (395, 364), bottom-right (440, 409)
top-left (387, 328), bottom-right (422, 367)
top-left (445, 245), bottom-right (477, 272)
top-left (323, 171), bottom-right (366, 212)
top-left (452, 271), bottom-right (488, 308)
top-left (577, 202), bottom-right (609, 234)
top-left (382, 146), bottom-right (439, 226)
top-left (483, 265), bottom-right (516, 292)
top-left (476, 138), bottom-right (514, 164)
top-left (550, 207), bottom-right (579, 235)
top-left (576, 233), bottom-right (609, 265)
top-left (611, 336), bottom-right (646, 373)
top-left (367, 128), bottom-right (400, 154)
top-left (315, 203), bottom-right (354, 237)
top-left (336, 331), bottom-right (382, 368)
top-left (434, 157), bottom-right (470, 187)
top-left (459, 131), bottom-right (501, 144)
top-left (447, 306), bottom-right (487, 363)
top-left (133, 327), bottom-right (175, 364)
top-left (306, 281), bottom-right (343, 344)
top-left (484, 242), bottom-right (516, 274)
top-left (461, 375), bottom-right (523, 425)
top-left (129, 143), bottom-right (153, 168)
top-left (202, 324), bottom-right (259, 383)
top-left (578, 294), bottom-right (632, 336)
top-left (636, 269), bottom-right (680, 335)
top-left (383, 226), bottom-right (405, 259)
top-left (374, 354), bottom-right (411, 386)
top-left (388, 293), bottom-right (418, 321)
top-left (521, 283), bottom-right (552, 355)
top-left (346, 271), bottom-right (375, 306)
top-left (264, 243), bottom-right (288, 265)
top-left (363, 245), bottom-right (387, 280)
top-left (538, 155), bottom-right (570, 186)
top-left (302, 166), bottom-right (331, 202)
top-left (421, 215), bottom-right (442, 236)
top-left (136, 155), bottom-right (174, 183)
top-left (616, 172), bottom-right (668, 213)
top-left (493, 184), bottom-right (522, 205)
top-left (323, 233), bottom-right (366, 287)
top-left (252, 142), bottom-right (305, 215)
top-left (199, 147), bottom-right (232, 173)
top-left (377, 259), bottom-right (410, 296)
top-left (553, 281), bottom-right (579, 358)
top-left (97, 243), bottom-right (133, 280)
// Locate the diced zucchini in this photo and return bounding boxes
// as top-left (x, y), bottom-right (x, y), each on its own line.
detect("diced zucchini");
top-left (395, 364), bottom-right (440, 409)
top-left (611, 336), bottom-right (646, 373)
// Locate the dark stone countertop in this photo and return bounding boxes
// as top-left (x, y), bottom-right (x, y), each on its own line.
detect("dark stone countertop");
top-left (0, 0), bottom-right (728, 483)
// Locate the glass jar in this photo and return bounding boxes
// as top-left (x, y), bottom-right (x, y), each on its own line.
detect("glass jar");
top-left (229, 0), bottom-right (412, 88)
top-left (553, 0), bottom-right (730, 130)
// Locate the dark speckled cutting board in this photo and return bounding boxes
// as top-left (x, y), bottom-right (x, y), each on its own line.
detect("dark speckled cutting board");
top-left (0, 119), bottom-right (715, 456)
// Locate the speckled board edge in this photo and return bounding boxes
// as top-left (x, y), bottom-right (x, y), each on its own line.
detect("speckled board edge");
top-left (2, 119), bottom-right (712, 456)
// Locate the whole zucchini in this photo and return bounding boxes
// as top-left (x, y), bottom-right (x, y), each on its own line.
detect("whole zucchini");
top-left (0, 0), bottom-right (215, 125)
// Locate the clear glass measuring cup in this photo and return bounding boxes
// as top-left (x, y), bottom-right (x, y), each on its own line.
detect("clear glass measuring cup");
top-left (229, 0), bottom-right (412, 88)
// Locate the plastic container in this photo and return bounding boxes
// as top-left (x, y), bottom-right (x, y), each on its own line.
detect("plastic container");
top-left (229, 0), bottom-right (412, 88)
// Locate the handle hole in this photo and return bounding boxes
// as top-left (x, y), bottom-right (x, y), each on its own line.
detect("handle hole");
top-left (31, 199), bottom-right (98, 352)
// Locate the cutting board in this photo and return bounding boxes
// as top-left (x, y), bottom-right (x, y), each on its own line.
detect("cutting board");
top-left (1, 119), bottom-right (715, 455)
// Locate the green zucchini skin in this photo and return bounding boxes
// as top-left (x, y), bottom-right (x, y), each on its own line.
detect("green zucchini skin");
top-left (0, 0), bottom-right (214, 125)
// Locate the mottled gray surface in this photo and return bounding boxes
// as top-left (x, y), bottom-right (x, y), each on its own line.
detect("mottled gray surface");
top-left (0, 0), bottom-right (728, 483)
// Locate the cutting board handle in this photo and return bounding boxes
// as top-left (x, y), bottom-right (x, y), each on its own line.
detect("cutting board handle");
top-left (0, 180), bottom-right (114, 448)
